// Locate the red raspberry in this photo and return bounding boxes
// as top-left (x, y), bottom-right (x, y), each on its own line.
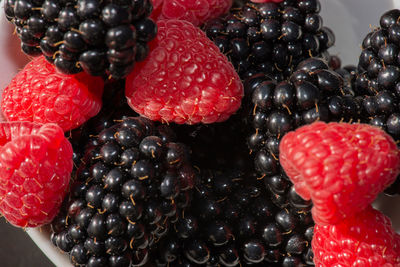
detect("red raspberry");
top-left (125, 19), bottom-right (243, 124)
top-left (0, 122), bottom-right (73, 227)
top-left (313, 205), bottom-right (400, 267)
top-left (150, 0), bottom-right (232, 26)
top-left (1, 56), bottom-right (104, 132)
top-left (279, 122), bottom-right (400, 225)
top-left (150, 0), bottom-right (164, 21)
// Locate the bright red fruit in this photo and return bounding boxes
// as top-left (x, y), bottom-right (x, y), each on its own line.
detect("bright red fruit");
top-left (279, 122), bottom-right (400, 225)
top-left (0, 122), bottom-right (73, 227)
top-left (125, 19), bottom-right (243, 125)
top-left (150, 0), bottom-right (232, 26)
top-left (1, 56), bottom-right (104, 132)
top-left (313, 205), bottom-right (400, 267)
top-left (150, 0), bottom-right (164, 21)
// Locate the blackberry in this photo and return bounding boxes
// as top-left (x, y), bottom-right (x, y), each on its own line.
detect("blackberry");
top-left (51, 116), bottom-right (195, 266)
top-left (203, 0), bottom-right (335, 81)
top-left (4, 0), bottom-right (157, 78)
top-left (247, 57), bottom-right (360, 192)
top-left (68, 79), bottom-right (137, 167)
top-left (150, 169), bottom-right (314, 266)
top-left (354, 9), bottom-right (400, 195)
top-left (239, 57), bottom-right (361, 266)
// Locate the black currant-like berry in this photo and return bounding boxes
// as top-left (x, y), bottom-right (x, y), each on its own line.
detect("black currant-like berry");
top-left (51, 117), bottom-right (194, 266)
top-left (6, 0), bottom-right (156, 79)
top-left (203, 0), bottom-right (334, 81)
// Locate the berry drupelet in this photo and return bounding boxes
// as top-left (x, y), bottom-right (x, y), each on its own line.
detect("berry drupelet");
top-left (149, 169), bottom-right (315, 266)
top-left (243, 57), bottom-right (361, 256)
top-left (51, 116), bottom-right (195, 266)
top-left (4, 0), bottom-right (157, 78)
top-left (203, 0), bottom-right (335, 81)
top-left (354, 9), bottom-right (400, 195)
top-left (247, 57), bottom-right (361, 181)
top-left (68, 79), bottom-right (137, 167)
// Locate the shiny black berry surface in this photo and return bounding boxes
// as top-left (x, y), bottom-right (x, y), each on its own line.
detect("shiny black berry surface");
top-left (149, 169), bottom-right (315, 266)
top-left (4, 0), bottom-right (157, 78)
top-left (354, 9), bottom-right (400, 195)
top-left (52, 116), bottom-right (195, 266)
top-left (203, 0), bottom-right (334, 81)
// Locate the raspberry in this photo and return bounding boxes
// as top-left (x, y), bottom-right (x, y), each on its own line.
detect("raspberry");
top-left (125, 19), bottom-right (243, 125)
top-left (279, 122), bottom-right (400, 225)
top-left (151, 0), bottom-right (232, 26)
top-left (0, 122), bottom-right (73, 227)
top-left (1, 56), bottom-right (104, 132)
top-left (151, 0), bottom-right (164, 21)
top-left (312, 205), bottom-right (400, 267)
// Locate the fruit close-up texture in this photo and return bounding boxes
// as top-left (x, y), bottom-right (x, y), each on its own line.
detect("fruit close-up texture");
top-left (1, 0), bottom-right (400, 266)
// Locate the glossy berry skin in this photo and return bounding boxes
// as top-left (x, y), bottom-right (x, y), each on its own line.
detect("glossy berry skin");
top-left (1, 56), bottom-right (104, 132)
top-left (5, 0), bottom-right (156, 78)
top-left (354, 9), bottom-right (400, 195)
top-left (0, 122), bottom-right (73, 227)
top-left (51, 116), bottom-right (195, 266)
top-left (280, 122), bottom-right (400, 225)
top-left (149, 170), bottom-right (314, 266)
top-left (313, 206), bottom-right (400, 267)
top-left (151, 0), bottom-right (232, 26)
top-left (126, 19), bottom-right (243, 124)
top-left (245, 57), bottom-right (357, 214)
top-left (203, 0), bottom-right (334, 81)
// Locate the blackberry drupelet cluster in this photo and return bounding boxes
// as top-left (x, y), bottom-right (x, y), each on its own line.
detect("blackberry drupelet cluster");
top-left (354, 9), bottom-right (400, 195)
top-left (328, 56), bottom-right (358, 95)
top-left (245, 57), bottom-right (361, 241)
top-left (150, 169), bottom-right (315, 266)
top-left (4, 0), bottom-right (157, 78)
top-left (68, 79), bottom-right (137, 167)
top-left (51, 116), bottom-right (195, 267)
top-left (247, 57), bottom-right (360, 164)
top-left (203, 0), bottom-right (335, 81)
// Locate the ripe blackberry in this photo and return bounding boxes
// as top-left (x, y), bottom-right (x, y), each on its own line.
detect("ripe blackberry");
top-left (51, 116), bottom-right (195, 266)
top-left (203, 0), bottom-right (335, 81)
top-left (243, 57), bottom-right (361, 261)
top-left (4, 0), bottom-right (157, 78)
top-left (247, 57), bottom-right (360, 160)
top-left (354, 9), bottom-right (400, 195)
top-left (68, 79), bottom-right (137, 167)
top-left (149, 169), bottom-right (315, 266)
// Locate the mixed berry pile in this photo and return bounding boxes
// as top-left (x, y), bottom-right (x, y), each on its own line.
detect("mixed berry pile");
top-left (1, 0), bottom-right (400, 267)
